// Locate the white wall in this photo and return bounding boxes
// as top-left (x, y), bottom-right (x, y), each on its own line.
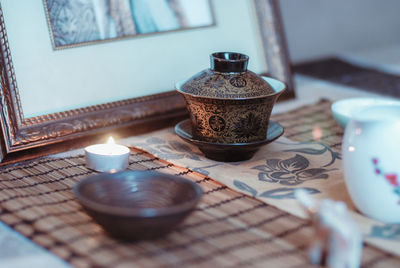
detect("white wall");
top-left (280, 0), bottom-right (400, 63)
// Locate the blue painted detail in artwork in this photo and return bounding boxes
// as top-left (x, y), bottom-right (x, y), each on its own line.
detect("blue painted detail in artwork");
top-left (252, 154), bottom-right (333, 186)
top-left (137, 137), bottom-right (202, 161)
top-left (370, 224), bottom-right (400, 240)
top-left (276, 140), bottom-right (341, 167)
top-left (233, 180), bottom-right (257, 197)
top-left (259, 187), bottom-right (320, 199)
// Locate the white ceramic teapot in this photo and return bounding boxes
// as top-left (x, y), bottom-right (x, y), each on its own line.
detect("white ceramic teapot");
top-left (342, 105), bottom-right (400, 223)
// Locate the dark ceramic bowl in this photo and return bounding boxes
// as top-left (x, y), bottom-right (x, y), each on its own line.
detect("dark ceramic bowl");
top-left (74, 170), bottom-right (203, 240)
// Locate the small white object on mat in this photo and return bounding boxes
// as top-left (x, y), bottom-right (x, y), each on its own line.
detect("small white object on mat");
top-left (295, 189), bottom-right (363, 268)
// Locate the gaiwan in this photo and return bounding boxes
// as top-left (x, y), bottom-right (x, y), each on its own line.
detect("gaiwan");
top-left (176, 52), bottom-right (285, 144)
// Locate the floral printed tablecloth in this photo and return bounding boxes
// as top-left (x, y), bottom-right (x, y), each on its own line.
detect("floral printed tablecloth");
top-left (125, 127), bottom-right (400, 257)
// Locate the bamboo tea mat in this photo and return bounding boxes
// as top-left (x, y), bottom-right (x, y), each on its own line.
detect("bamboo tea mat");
top-left (0, 153), bottom-right (314, 267)
top-left (0, 100), bottom-right (398, 267)
top-left (271, 99), bottom-right (343, 149)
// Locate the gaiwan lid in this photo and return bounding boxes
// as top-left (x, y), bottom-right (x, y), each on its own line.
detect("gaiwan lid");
top-left (179, 52), bottom-right (274, 99)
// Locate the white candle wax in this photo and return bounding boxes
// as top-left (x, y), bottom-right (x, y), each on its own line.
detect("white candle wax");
top-left (85, 137), bottom-right (130, 173)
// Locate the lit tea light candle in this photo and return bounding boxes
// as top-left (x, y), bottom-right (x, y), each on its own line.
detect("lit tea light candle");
top-left (85, 137), bottom-right (130, 173)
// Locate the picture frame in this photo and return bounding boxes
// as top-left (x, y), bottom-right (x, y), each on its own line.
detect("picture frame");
top-left (0, 0), bottom-right (294, 162)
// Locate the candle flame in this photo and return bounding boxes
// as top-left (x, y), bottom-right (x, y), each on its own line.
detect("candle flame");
top-left (107, 136), bottom-right (115, 145)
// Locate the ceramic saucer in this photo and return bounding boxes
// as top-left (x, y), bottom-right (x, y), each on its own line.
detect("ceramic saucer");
top-left (174, 119), bottom-right (284, 162)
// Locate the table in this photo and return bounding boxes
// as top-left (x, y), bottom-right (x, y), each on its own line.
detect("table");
top-left (0, 46), bottom-right (399, 267)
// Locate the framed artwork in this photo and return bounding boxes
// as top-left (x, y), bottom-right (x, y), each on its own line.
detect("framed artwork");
top-left (0, 0), bottom-right (294, 161)
top-left (44, 0), bottom-right (216, 49)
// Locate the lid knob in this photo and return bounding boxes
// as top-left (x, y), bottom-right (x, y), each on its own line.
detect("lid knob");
top-left (210, 52), bottom-right (249, 73)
